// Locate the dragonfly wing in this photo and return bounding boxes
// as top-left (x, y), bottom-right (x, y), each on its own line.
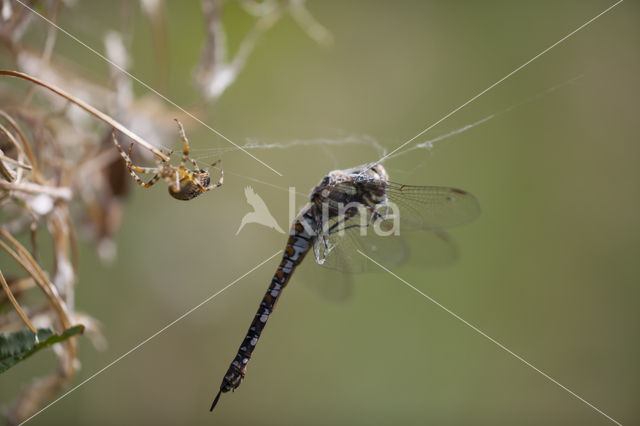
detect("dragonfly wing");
top-left (313, 227), bottom-right (407, 273)
top-left (311, 182), bottom-right (475, 273)
top-left (386, 183), bottom-right (481, 230)
top-left (304, 267), bottom-right (354, 303)
top-left (312, 210), bottom-right (461, 273)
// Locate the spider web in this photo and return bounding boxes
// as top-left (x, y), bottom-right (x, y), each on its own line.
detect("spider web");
top-left (186, 74), bottom-right (583, 201)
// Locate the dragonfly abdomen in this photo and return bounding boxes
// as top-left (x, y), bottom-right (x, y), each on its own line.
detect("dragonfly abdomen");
top-left (211, 211), bottom-right (316, 410)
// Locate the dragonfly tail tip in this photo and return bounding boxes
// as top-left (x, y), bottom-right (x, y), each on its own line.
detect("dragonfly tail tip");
top-left (210, 389), bottom-right (223, 412)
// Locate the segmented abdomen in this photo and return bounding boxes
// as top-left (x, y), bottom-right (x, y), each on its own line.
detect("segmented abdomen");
top-left (212, 210), bottom-right (316, 408)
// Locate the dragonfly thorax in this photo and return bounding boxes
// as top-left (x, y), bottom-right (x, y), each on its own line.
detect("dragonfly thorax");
top-left (310, 163), bottom-right (389, 209)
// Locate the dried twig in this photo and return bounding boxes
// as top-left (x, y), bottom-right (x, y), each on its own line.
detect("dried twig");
top-left (0, 230), bottom-right (72, 331)
top-left (0, 121), bottom-right (31, 179)
top-left (196, 0), bottom-right (332, 100)
top-left (0, 153), bottom-right (31, 170)
top-left (0, 181), bottom-right (71, 199)
top-left (0, 268), bottom-right (37, 333)
top-left (1, 108), bottom-right (42, 181)
top-left (0, 69), bottom-right (170, 162)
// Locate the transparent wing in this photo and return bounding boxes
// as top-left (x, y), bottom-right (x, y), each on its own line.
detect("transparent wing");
top-left (312, 207), bottom-right (458, 273)
top-left (386, 183), bottom-right (481, 230)
top-left (313, 216), bottom-right (408, 273)
top-left (303, 267), bottom-right (354, 303)
top-left (309, 182), bottom-right (479, 273)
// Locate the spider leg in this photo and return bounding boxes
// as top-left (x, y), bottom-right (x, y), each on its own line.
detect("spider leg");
top-left (112, 131), bottom-right (162, 188)
top-left (205, 167), bottom-right (224, 190)
top-left (157, 169), bottom-right (179, 193)
top-left (122, 143), bottom-right (161, 174)
top-left (174, 119), bottom-right (191, 170)
top-left (122, 160), bottom-right (161, 188)
top-left (173, 169), bottom-right (180, 192)
top-left (196, 160), bottom-right (224, 192)
top-left (133, 173), bottom-right (162, 188)
top-left (112, 130), bottom-right (135, 165)
top-left (182, 171), bottom-right (206, 192)
top-left (112, 132), bottom-right (151, 172)
top-left (160, 148), bottom-right (175, 159)
top-left (123, 146), bottom-right (161, 187)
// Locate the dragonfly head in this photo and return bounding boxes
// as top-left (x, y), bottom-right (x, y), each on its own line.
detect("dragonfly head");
top-left (324, 163), bottom-right (389, 184)
top-left (367, 163), bottom-right (389, 183)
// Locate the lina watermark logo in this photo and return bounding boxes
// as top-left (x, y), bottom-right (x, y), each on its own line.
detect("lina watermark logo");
top-left (236, 186), bottom-right (401, 237)
top-left (236, 186), bottom-right (285, 234)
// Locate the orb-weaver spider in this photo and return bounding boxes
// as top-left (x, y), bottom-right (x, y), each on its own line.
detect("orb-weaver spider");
top-left (112, 119), bottom-right (223, 200)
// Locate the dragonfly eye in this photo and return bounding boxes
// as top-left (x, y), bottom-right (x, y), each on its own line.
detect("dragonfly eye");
top-left (368, 164), bottom-right (388, 181)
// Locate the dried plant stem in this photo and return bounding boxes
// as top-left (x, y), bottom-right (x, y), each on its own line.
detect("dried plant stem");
top-left (0, 268), bottom-right (37, 333)
top-left (0, 121), bottom-right (31, 179)
top-left (0, 157), bottom-right (14, 182)
top-left (0, 276), bottom-right (36, 296)
top-left (49, 208), bottom-right (75, 294)
top-left (0, 230), bottom-right (72, 331)
top-left (0, 153), bottom-right (32, 170)
top-left (0, 110), bottom-right (42, 181)
top-left (289, 0), bottom-right (333, 46)
top-left (0, 181), bottom-right (72, 200)
top-left (64, 213), bottom-right (79, 277)
top-left (0, 69), bottom-right (170, 162)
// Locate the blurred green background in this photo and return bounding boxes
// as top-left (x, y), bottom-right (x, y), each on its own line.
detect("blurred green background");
top-left (1, 1), bottom-right (639, 425)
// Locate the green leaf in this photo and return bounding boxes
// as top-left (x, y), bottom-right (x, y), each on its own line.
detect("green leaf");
top-left (0, 325), bottom-right (84, 374)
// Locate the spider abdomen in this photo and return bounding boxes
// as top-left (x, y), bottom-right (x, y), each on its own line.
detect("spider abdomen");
top-left (169, 171), bottom-right (211, 200)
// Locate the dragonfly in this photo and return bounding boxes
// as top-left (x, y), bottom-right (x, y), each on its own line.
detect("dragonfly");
top-left (210, 163), bottom-right (480, 411)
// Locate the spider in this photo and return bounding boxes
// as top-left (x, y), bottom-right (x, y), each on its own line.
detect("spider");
top-left (111, 119), bottom-right (223, 200)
